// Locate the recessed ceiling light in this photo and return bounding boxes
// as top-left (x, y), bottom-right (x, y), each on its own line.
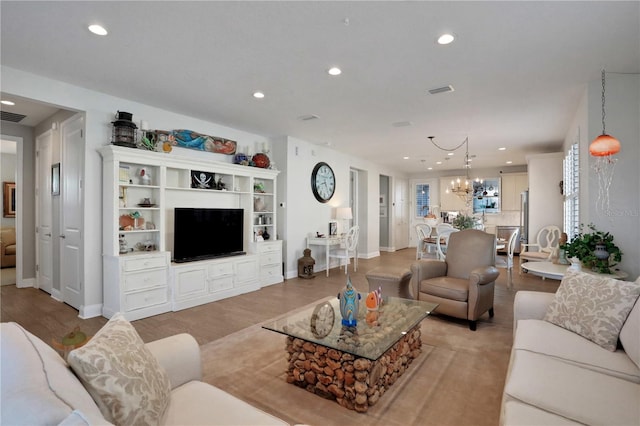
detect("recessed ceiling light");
top-left (436, 161), bottom-right (442, 165)
top-left (88, 24), bottom-right (108, 36)
top-left (328, 67), bottom-right (342, 76)
top-left (447, 152), bottom-right (454, 156)
top-left (253, 91), bottom-right (265, 99)
top-left (437, 33), bottom-right (455, 45)
top-left (498, 147), bottom-right (506, 151)
top-left (428, 167), bottom-right (433, 170)
top-left (1, 100), bottom-right (16, 106)
top-left (403, 156), bottom-right (410, 160)
top-left (506, 160), bottom-right (513, 164)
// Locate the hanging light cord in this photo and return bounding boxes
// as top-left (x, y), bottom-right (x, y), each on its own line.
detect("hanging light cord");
top-left (428, 136), bottom-right (468, 152)
top-left (601, 69), bottom-right (606, 135)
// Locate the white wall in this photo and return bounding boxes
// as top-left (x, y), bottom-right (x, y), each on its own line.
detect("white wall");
top-left (586, 74), bottom-right (639, 279)
top-left (3, 66), bottom-right (411, 314)
top-left (526, 153), bottom-right (564, 243)
top-left (1, 151), bottom-right (16, 228)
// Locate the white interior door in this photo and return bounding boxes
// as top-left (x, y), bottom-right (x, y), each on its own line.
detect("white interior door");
top-left (393, 177), bottom-right (409, 249)
top-left (60, 114), bottom-right (84, 309)
top-left (35, 131), bottom-right (54, 294)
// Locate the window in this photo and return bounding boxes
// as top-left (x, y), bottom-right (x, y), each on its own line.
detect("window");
top-left (563, 142), bottom-right (579, 240)
top-left (415, 183), bottom-right (430, 217)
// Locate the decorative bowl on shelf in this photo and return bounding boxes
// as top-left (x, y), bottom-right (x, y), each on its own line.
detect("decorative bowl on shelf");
top-left (137, 203), bottom-right (156, 208)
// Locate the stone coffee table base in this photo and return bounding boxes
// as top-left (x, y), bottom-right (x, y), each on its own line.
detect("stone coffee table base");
top-left (285, 324), bottom-right (422, 412)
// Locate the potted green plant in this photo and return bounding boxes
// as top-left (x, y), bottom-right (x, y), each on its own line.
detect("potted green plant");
top-left (452, 213), bottom-right (477, 230)
top-left (561, 223), bottom-right (622, 274)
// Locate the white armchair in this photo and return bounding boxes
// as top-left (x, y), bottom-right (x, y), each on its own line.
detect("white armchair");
top-left (520, 225), bottom-right (561, 273)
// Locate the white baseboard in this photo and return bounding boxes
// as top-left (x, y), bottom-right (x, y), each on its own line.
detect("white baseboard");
top-left (50, 289), bottom-right (63, 302)
top-left (17, 277), bottom-right (35, 288)
top-left (79, 303), bottom-right (103, 319)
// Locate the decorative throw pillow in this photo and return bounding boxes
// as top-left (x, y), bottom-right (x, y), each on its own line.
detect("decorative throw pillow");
top-left (544, 270), bottom-right (640, 351)
top-left (67, 313), bottom-right (171, 425)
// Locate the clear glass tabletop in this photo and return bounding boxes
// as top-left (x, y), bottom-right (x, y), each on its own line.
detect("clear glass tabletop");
top-left (262, 295), bottom-right (438, 361)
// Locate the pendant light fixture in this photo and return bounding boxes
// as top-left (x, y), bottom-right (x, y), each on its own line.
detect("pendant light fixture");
top-left (589, 70), bottom-right (621, 157)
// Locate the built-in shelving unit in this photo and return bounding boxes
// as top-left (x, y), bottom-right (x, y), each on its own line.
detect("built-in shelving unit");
top-left (100, 145), bottom-right (282, 320)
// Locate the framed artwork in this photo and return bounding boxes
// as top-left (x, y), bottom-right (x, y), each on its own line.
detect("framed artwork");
top-left (329, 221), bottom-right (338, 236)
top-left (3, 182), bottom-right (16, 218)
top-left (191, 170), bottom-right (215, 189)
top-left (51, 163), bottom-right (61, 195)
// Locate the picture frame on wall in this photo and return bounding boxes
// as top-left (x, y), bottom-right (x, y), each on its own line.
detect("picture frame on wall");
top-left (191, 170), bottom-right (215, 189)
top-left (329, 220), bottom-right (338, 236)
top-left (3, 182), bottom-right (16, 218)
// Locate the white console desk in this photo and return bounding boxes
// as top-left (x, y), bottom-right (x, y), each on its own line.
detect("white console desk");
top-left (306, 236), bottom-right (345, 277)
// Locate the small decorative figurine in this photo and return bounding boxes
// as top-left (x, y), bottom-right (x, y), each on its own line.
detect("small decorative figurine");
top-left (365, 287), bottom-right (383, 326)
top-left (139, 168), bottom-right (151, 185)
top-left (338, 276), bottom-right (361, 327)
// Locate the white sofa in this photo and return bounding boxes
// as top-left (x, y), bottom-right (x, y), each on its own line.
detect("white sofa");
top-left (501, 289), bottom-right (640, 425)
top-left (1, 322), bottom-right (289, 425)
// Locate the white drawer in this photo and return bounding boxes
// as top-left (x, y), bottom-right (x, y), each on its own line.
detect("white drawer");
top-left (260, 251), bottom-right (281, 267)
top-left (209, 276), bottom-right (234, 293)
top-left (123, 255), bottom-right (167, 272)
top-left (208, 262), bottom-right (233, 278)
top-left (257, 241), bottom-right (281, 254)
top-left (124, 268), bottom-right (167, 292)
top-left (125, 287), bottom-right (167, 311)
top-left (261, 264), bottom-right (282, 280)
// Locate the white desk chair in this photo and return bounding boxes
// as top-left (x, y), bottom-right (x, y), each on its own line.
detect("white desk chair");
top-left (436, 227), bottom-right (459, 261)
top-left (520, 225), bottom-right (562, 274)
top-left (329, 225), bottom-right (359, 274)
top-left (415, 224), bottom-right (433, 260)
top-left (496, 229), bottom-right (519, 287)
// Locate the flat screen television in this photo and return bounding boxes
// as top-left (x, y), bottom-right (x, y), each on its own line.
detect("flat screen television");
top-left (173, 207), bottom-right (245, 263)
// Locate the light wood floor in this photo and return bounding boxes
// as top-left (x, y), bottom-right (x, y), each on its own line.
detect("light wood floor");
top-left (0, 249), bottom-right (559, 347)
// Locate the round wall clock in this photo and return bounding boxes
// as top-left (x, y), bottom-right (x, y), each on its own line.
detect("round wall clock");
top-left (311, 162), bottom-right (336, 203)
top-left (310, 302), bottom-right (335, 338)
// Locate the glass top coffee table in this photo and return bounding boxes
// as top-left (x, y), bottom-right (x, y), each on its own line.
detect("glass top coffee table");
top-left (262, 295), bottom-right (438, 412)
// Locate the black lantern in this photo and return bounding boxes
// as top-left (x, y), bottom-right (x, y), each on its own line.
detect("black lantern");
top-left (111, 111), bottom-right (138, 148)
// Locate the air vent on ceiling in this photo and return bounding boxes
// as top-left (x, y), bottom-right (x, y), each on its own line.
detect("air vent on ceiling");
top-left (1, 111), bottom-right (27, 123)
top-left (392, 121), bottom-right (413, 127)
top-left (298, 114), bottom-right (320, 121)
top-left (428, 85), bottom-right (455, 95)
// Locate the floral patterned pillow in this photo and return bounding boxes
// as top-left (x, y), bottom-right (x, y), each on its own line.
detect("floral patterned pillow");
top-left (67, 313), bottom-right (171, 425)
top-left (544, 270), bottom-right (640, 351)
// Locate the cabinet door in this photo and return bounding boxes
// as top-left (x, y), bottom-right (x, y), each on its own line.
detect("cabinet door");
top-left (174, 267), bottom-right (207, 299)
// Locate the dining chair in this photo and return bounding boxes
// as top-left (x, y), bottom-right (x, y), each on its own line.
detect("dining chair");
top-left (495, 229), bottom-right (519, 287)
top-left (436, 227), bottom-right (459, 261)
top-left (520, 225), bottom-right (562, 273)
top-left (415, 224), bottom-right (433, 260)
top-left (329, 225), bottom-right (360, 274)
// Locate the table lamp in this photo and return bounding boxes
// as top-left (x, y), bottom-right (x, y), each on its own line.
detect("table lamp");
top-left (336, 207), bottom-right (353, 235)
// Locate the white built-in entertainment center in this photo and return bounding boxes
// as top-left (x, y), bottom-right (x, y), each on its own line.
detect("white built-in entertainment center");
top-left (100, 145), bottom-right (282, 320)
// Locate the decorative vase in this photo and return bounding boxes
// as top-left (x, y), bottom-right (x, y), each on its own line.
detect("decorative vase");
top-left (262, 227), bottom-right (270, 240)
top-left (252, 153), bottom-right (270, 168)
top-left (254, 197), bottom-right (265, 212)
top-left (338, 277), bottom-right (361, 327)
top-left (594, 243), bottom-right (609, 260)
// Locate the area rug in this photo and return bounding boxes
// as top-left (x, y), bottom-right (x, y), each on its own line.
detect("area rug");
top-left (200, 298), bottom-right (512, 426)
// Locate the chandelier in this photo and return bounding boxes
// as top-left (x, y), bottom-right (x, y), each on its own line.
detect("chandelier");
top-left (429, 136), bottom-right (473, 205)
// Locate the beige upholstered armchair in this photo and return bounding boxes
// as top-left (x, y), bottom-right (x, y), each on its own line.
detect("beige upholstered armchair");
top-left (1, 227), bottom-right (16, 268)
top-left (410, 229), bottom-right (500, 331)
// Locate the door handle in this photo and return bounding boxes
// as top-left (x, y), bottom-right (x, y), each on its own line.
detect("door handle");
top-left (45, 233), bottom-right (52, 237)
top-left (60, 234), bottom-right (66, 239)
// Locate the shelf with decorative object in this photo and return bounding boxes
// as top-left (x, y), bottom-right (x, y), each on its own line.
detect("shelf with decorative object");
top-left (100, 144), bottom-right (282, 319)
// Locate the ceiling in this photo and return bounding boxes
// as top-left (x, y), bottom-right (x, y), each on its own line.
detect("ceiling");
top-left (1, 1), bottom-right (638, 174)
